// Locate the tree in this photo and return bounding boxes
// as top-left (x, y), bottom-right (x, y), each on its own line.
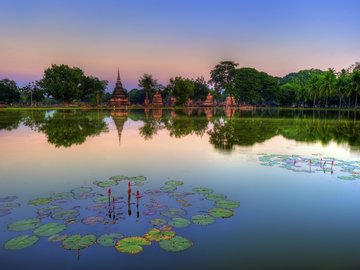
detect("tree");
top-left (138, 74), bottom-right (157, 102)
top-left (352, 69), bottom-right (360, 108)
top-left (128, 88), bottom-right (145, 104)
top-left (169, 77), bottom-right (195, 106)
top-left (319, 68), bottom-right (336, 107)
top-left (39, 64), bottom-right (85, 102)
top-left (309, 74), bottom-right (321, 108)
top-left (192, 76), bottom-right (209, 101)
top-left (0, 79), bottom-right (20, 104)
top-left (209, 61), bottom-right (238, 100)
top-left (20, 81), bottom-right (45, 106)
top-left (81, 76), bottom-right (108, 106)
top-left (336, 69), bottom-right (351, 108)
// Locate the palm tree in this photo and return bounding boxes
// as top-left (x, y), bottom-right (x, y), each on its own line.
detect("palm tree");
top-left (310, 74), bottom-right (321, 108)
top-left (138, 74), bottom-right (157, 102)
top-left (336, 69), bottom-right (350, 109)
top-left (352, 69), bottom-right (360, 109)
top-left (320, 68), bottom-right (336, 107)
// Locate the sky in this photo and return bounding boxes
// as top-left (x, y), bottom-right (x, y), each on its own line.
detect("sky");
top-left (0, 0), bottom-right (359, 90)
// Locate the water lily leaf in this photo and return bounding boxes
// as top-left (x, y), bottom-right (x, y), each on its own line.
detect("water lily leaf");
top-left (28, 198), bottom-right (51, 206)
top-left (51, 209), bottom-right (79, 220)
top-left (97, 233), bottom-right (124, 247)
top-left (4, 235), bottom-right (39, 250)
top-left (71, 187), bottom-right (92, 195)
top-left (93, 196), bottom-right (109, 204)
top-left (51, 192), bottom-right (72, 200)
top-left (115, 237), bottom-right (151, 255)
top-left (93, 180), bottom-right (117, 188)
top-left (64, 218), bottom-right (78, 225)
top-left (0, 202), bottom-right (21, 208)
top-left (144, 228), bottom-right (176, 242)
top-left (161, 208), bottom-right (187, 218)
top-left (51, 199), bottom-right (72, 206)
top-left (206, 193), bottom-right (227, 201)
top-left (159, 236), bottom-right (193, 252)
top-left (0, 196), bottom-right (18, 203)
top-left (191, 214), bottom-right (215, 225)
top-left (150, 218), bottom-right (167, 226)
top-left (34, 222), bottom-right (67, 236)
top-left (159, 225), bottom-right (173, 231)
top-left (143, 209), bottom-right (157, 216)
top-left (338, 176), bottom-right (356, 181)
top-left (37, 206), bottom-right (61, 218)
top-left (209, 208), bottom-right (234, 218)
top-left (168, 217), bottom-right (191, 228)
top-left (109, 175), bottom-right (128, 182)
top-left (62, 234), bottom-right (96, 250)
top-left (48, 234), bottom-right (68, 242)
top-left (73, 192), bottom-right (95, 200)
top-left (192, 187), bottom-right (213, 195)
top-left (86, 203), bottom-right (108, 211)
top-left (8, 218), bottom-right (41, 231)
top-left (216, 200), bottom-right (240, 209)
top-left (129, 176), bottom-right (146, 182)
top-left (0, 208), bottom-right (11, 216)
top-left (82, 216), bottom-right (104, 225)
top-left (165, 180), bottom-right (183, 187)
top-left (160, 185), bottom-right (177, 192)
top-left (144, 189), bottom-right (164, 196)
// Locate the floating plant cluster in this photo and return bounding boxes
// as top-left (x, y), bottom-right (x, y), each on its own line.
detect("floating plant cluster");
top-left (1, 176), bottom-right (240, 255)
top-left (258, 153), bottom-right (360, 180)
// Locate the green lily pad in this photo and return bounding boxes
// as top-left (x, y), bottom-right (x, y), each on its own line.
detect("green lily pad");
top-left (209, 208), bottom-right (234, 218)
top-left (4, 235), bottom-right (39, 250)
top-left (93, 180), bottom-right (118, 188)
top-left (168, 217), bottom-right (191, 228)
top-left (109, 175), bottom-right (128, 182)
top-left (159, 236), bottom-right (193, 252)
top-left (216, 200), bottom-right (240, 209)
top-left (338, 176), bottom-right (356, 180)
top-left (64, 218), bottom-right (78, 225)
top-left (129, 176), bottom-right (146, 182)
top-left (206, 193), bottom-right (227, 201)
top-left (34, 223), bottom-right (67, 236)
top-left (82, 216), bottom-right (104, 225)
top-left (160, 185), bottom-right (177, 192)
top-left (48, 234), bottom-right (68, 242)
top-left (191, 214), bottom-right (215, 225)
top-left (93, 196), bottom-right (109, 204)
top-left (97, 233), bottom-right (124, 247)
top-left (51, 192), bottom-right (72, 200)
top-left (8, 218), bottom-right (41, 232)
top-left (161, 208), bottom-right (187, 218)
top-left (37, 206), bottom-right (61, 218)
top-left (62, 234), bottom-right (96, 250)
top-left (144, 228), bottom-right (176, 242)
top-left (150, 218), bottom-right (167, 226)
top-left (73, 192), bottom-right (95, 200)
top-left (51, 209), bottom-right (79, 220)
top-left (165, 180), bottom-right (184, 187)
top-left (192, 187), bottom-right (213, 195)
top-left (115, 237), bottom-right (151, 255)
top-left (28, 198), bottom-right (51, 206)
top-left (71, 187), bottom-right (92, 194)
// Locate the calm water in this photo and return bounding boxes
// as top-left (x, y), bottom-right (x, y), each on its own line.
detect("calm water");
top-left (1, 108), bottom-right (360, 270)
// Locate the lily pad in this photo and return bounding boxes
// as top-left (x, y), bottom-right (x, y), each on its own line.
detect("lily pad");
top-left (8, 218), bottom-right (41, 231)
top-left (97, 233), bottom-right (124, 247)
top-left (338, 176), bottom-right (356, 181)
top-left (150, 218), bottom-right (167, 226)
top-left (165, 180), bottom-right (184, 187)
top-left (37, 206), bottom-right (61, 218)
top-left (51, 209), bottom-right (79, 220)
top-left (191, 214), bottom-right (215, 225)
top-left (216, 200), bottom-right (240, 209)
top-left (51, 199), bottom-right (72, 205)
top-left (115, 237), bottom-right (151, 255)
top-left (51, 192), bottom-right (72, 200)
top-left (209, 208), bottom-right (234, 218)
top-left (161, 208), bottom-right (187, 218)
top-left (28, 197), bottom-right (51, 206)
top-left (93, 180), bottom-right (118, 188)
top-left (192, 187), bottom-right (213, 195)
top-left (64, 218), bottom-right (78, 225)
top-left (144, 189), bottom-right (164, 196)
top-left (93, 196), bottom-right (109, 204)
top-left (109, 175), bottom-right (128, 182)
top-left (144, 228), bottom-right (176, 242)
top-left (4, 235), bottom-right (39, 250)
top-left (71, 187), bottom-right (92, 194)
top-left (129, 176), bottom-right (146, 182)
top-left (159, 236), bottom-right (193, 252)
top-left (86, 203), bottom-right (108, 211)
top-left (168, 217), bottom-right (191, 228)
top-left (62, 234), bottom-right (96, 250)
top-left (0, 202), bottom-right (21, 208)
top-left (206, 193), bottom-right (227, 201)
top-left (34, 222), bottom-right (67, 236)
top-left (160, 185), bottom-right (177, 192)
top-left (73, 192), bottom-right (95, 200)
top-left (82, 216), bottom-right (104, 225)
top-left (0, 196), bottom-right (18, 202)
top-left (48, 234), bottom-right (68, 242)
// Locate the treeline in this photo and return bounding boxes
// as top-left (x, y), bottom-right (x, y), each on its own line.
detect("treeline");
top-left (1, 61), bottom-right (360, 108)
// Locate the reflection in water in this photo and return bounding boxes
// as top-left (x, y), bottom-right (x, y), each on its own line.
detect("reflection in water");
top-left (2, 108), bottom-right (360, 151)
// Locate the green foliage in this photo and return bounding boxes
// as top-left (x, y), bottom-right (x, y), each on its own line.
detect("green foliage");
top-left (128, 88), bottom-right (145, 104)
top-left (169, 77), bottom-right (195, 106)
top-left (8, 218), bottom-right (41, 231)
top-left (33, 223), bottom-right (67, 236)
top-left (144, 228), bottom-right (176, 242)
top-left (209, 208), bottom-right (234, 218)
top-left (191, 214), bottom-right (215, 225)
top-left (97, 233), bottom-right (124, 247)
top-left (193, 76), bottom-right (210, 101)
top-left (168, 217), bottom-right (191, 228)
top-left (0, 79), bottom-right (20, 103)
top-left (115, 237), bottom-right (151, 255)
top-left (209, 61), bottom-right (238, 99)
top-left (159, 236), bottom-right (193, 252)
top-left (138, 73), bottom-right (157, 101)
top-left (28, 197), bottom-right (51, 206)
top-left (62, 234), bottom-right (96, 250)
top-left (4, 235), bottom-right (39, 250)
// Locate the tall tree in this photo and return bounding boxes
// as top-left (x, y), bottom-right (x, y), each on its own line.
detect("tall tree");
top-left (169, 77), bottom-right (195, 106)
top-left (336, 69), bottom-right (351, 108)
top-left (138, 74), bottom-right (157, 102)
top-left (209, 61), bottom-right (238, 100)
top-left (0, 79), bottom-right (20, 104)
top-left (192, 76), bottom-right (209, 101)
top-left (320, 68), bottom-right (336, 107)
top-left (352, 69), bottom-right (360, 108)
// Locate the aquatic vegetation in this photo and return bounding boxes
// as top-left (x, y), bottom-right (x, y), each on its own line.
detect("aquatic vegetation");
top-left (8, 218), bottom-right (41, 231)
top-left (191, 214), bottom-right (215, 225)
top-left (115, 237), bottom-right (151, 255)
top-left (34, 223), bottom-right (67, 236)
top-left (109, 175), bottom-right (128, 182)
top-left (145, 189), bottom-right (164, 196)
top-left (150, 218), bottom-right (167, 226)
top-left (93, 180), bottom-right (118, 188)
top-left (161, 208), bottom-right (187, 218)
top-left (81, 216), bottom-right (104, 225)
top-left (71, 187), bottom-right (92, 195)
top-left (28, 198), bottom-right (51, 206)
top-left (4, 235), bottom-right (39, 250)
top-left (73, 192), bottom-right (95, 200)
top-left (338, 176), bottom-right (356, 180)
top-left (168, 217), bottom-right (191, 228)
top-left (86, 203), bottom-right (108, 211)
top-left (51, 209), bottom-right (79, 220)
top-left (209, 208), bottom-right (234, 218)
top-left (216, 200), bottom-right (240, 209)
top-left (97, 233), bottom-right (124, 247)
top-left (160, 185), bottom-right (177, 192)
top-left (48, 234), bottom-right (68, 242)
top-left (51, 192), bottom-right (72, 200)
top-left (37, 206), bottom-right (61, 218)
top-left (192, 187), bottom-right (213, 195)
top-left (93, 196), bottom-right (109, 203)
top-left (62, 234), bottom-right (96, 250)
top-left (164, 180), bottom-right (184, 187)
top-left (206, 193), bottom-right (227, 201)
top-left (144, 228), bottom-right (176, 242)
top-left (159, 236), bottom-right (193, 252)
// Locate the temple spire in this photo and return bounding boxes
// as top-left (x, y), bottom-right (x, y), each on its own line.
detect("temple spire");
top-left (117, 68), bottom-right (120, 81)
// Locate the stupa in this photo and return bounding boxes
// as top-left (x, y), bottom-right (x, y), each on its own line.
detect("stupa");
top-left (109, 69), bottom-right (129, 107)
top-left (152, 90), bottom-right (163, 106)
top-left (110, 110), bottom-right (128, 144)
top-left (203, 93), bottom-right (214, 107)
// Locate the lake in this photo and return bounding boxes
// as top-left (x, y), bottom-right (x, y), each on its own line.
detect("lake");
top-left (1, 108), bottom-right (360, 270)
